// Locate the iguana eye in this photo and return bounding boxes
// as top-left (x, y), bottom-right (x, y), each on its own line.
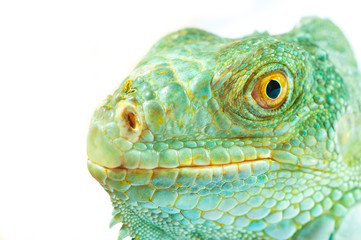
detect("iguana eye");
top-left (251, 71), bottom-right (288, 109)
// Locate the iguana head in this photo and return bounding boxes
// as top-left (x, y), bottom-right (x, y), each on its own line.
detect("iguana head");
top-left (87, 17), bottom-right (361, 239)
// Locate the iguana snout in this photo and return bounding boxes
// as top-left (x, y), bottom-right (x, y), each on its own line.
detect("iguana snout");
top-left (87, 99), bottom-right (143, 169)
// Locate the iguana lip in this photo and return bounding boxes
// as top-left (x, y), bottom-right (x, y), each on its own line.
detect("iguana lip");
top-left (87, 143), bottom-right (319, 170)
top-left (88, 158), bottom-right (273, 170)
top-left (87, 158), bottom-right (274, 186)
top-left (88, 121), bottom-right (320, 171)
top-left (87, 156), bottom-right (324, 189)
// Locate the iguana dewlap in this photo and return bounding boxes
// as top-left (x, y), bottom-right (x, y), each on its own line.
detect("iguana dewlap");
top-left (87, 17), bottom-right (361, 240)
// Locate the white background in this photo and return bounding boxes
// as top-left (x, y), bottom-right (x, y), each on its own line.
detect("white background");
top-left (1, 0), bottom-right (360, 239)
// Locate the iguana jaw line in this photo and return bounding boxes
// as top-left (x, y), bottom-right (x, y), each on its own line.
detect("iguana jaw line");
top-left (88, 157), bottom-right (323, 172)
top-left (89, 158), bottom-right (273, 170)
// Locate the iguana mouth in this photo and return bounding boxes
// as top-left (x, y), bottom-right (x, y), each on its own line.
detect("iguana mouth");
top-left (88, 121), bottom-right (324, 179)
top-left (112, 158), bottom-right (272, 170)
top-left (88, 158), bottom-right (273, 170)
top-left (88, 132), bottom-right (320, 169)
top-left (87, 155), bottom-right (325, 190)
top-left (87, 158), bottom-right (274, 187)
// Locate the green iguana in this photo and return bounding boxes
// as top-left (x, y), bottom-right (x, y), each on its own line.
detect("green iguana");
top-left (87, 17), bottom-right (361, 239)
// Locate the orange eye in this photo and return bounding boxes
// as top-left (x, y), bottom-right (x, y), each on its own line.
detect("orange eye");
top-left (251, 71), bottom-right (288, 109)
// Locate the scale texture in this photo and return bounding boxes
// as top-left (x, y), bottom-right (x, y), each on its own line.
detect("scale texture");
top-left (87, 17), bottom-right (361, 239)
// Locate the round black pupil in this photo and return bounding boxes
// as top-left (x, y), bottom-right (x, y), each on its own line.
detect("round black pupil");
top-left (266, 80), bottom-right (281, 99)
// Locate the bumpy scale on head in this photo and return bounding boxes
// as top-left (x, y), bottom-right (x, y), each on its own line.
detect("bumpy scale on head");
top-left (87, 17), bottom-right (361, 240)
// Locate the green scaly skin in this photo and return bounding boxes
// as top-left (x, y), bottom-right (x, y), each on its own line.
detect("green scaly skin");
top-left (87, 17), bottom-right (361, 239)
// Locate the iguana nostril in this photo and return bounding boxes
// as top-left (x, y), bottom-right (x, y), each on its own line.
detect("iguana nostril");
top-left (116, 101), bottom-right (142, 141)
top-left (127, 112), bottom-right (138, 130)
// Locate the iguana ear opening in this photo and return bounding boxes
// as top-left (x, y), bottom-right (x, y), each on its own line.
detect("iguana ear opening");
top-left (292, 17), bottom-right (358, 71)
